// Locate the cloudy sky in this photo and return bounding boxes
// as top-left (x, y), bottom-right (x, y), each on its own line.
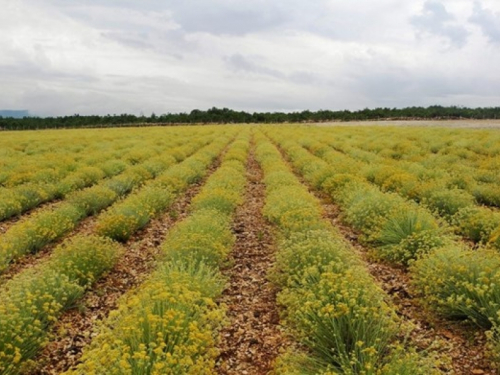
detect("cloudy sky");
top-left (1, 0), bottom-right (500, 116)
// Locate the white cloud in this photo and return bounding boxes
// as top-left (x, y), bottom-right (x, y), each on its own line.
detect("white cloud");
top-left (1, 0), bottom-right (500, 116)
top-left (411, 1), bottom-right (470, 48)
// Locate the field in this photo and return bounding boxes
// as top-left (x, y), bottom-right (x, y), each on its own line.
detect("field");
top-left (1, 124), bottom-right (500, 374)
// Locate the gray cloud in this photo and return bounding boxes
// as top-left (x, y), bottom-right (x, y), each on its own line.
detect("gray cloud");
top-left (225, 54), bottom-right (285, 79)
top-left (470, 1), bottom-right (500, 44)
top-left (2, 0), bottom-right (500, 116)
top-left (411, 1), bottom-right (469, 47)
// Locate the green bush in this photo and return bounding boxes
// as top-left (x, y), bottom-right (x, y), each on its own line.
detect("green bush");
top-left (0, 235), bottom-right (122, 374)
top-left (424, 189), bottom-right (476, 217)
top-left (279, 262), bottom-right (398, 374)
top-left (412, 246), bottom-right (500, 328)
top-left (453, 206), bottom-right (500, 244)
top-left (163, 209), bottom-right (234, 268)
top-left (375, 209), bottom-right (448, 265)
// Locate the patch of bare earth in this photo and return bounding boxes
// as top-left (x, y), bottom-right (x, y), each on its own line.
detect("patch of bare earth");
top-left (27, 155), bottom-right (224, 375)
top-left (216, 141), bottom-right (287, 375)
top-left (313, 119), bottom-right (500, 129)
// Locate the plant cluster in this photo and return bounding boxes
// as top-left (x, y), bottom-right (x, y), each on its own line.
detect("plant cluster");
top-left (0, 132), bottom-right (216, 273)
top-left (94, 135), bottom-right (231, 242)
top-left (0, 235), bottom-right (124, 374)
top-left (266, 125), bottom-right (500, 363)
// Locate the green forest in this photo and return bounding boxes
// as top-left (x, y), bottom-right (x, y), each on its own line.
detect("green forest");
top-left (1, 105), bottom-right (500, 130)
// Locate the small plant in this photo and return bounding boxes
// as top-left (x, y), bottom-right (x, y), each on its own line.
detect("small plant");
top-left (412, 246), bottom-right (500, 328)
top-left (375, 209), bottom-right (448, 265)
top-left (424, 188), bottom-right (476, 218)
top-left (453, 206), bottom-right (500, 244)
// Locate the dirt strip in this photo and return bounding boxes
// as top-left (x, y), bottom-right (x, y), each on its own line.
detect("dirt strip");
top-left (28, 155), bottom-right (224, 375)
top-left (216, 140), bottom-right (288, 375)
top-left (271, 138), bottom-right (497, 374)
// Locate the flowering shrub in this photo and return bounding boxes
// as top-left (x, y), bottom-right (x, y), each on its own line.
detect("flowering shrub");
top-left (0, 235), bottom-right (123, 374)
top-left (452, 206), bottom-right (500, 244)
top-left (412, 246), bottom-right (500, 328)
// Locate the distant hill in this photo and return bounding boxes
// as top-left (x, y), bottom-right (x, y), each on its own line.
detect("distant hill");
top-left (0, 110), bottom-right (29, 118)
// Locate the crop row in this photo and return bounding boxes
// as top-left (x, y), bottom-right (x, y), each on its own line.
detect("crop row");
top-left (290, 127), bottom-right (500, 247)
top-left (0, 131), bottom-right (237, 374)
top-left (265, 127), bottom-right (500, 363)
top-left (0, 133), bottom-right (216, 274)
top-left (0, 131), bottom-right (203, 222)
top-left (66, 131), bottom-right (250, 374)
top-left (323, 127), bottom-right (500, 209)
top-left (255, 132), bottom-right (431, 374)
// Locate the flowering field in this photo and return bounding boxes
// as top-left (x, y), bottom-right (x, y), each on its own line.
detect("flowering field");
top-left (1, 124), bottom-right (500, 374)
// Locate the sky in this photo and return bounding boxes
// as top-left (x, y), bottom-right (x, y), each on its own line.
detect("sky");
top-left (1, 0), bottom-right (500, 116)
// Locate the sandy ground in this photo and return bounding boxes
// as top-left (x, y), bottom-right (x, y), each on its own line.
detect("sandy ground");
top-left (312, 119), bottom-right (500, 129)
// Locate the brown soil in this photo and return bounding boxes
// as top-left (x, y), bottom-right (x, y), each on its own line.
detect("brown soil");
top-left (27, 155), bottom-right (224, 375)
top-left (216, 139), bottom-right (288, 375)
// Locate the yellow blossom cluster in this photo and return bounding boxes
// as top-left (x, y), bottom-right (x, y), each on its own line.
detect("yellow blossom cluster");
top-left (0, 235), bottom-right (123, 374)
top-left (0, 132), bottom-right (217, 273)
top-left (94, 133), bottom-right (235, 242)
top-left (265, 125), bottom-right (500, 364)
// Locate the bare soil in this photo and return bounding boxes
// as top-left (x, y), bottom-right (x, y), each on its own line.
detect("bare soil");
top-left (216, 139), bottom-right (288, 375)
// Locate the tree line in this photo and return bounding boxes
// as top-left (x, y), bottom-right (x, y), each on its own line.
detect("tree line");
top-left (1, 105), bottom-right (500, 130)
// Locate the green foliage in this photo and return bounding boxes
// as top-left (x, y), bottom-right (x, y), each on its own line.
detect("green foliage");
top-left (0, 203), bottom-right (84, 272)
top-left (453, 206), bottom-right (500, 244)
top-left (424, 189), bottom-right (476, 217)
top-left (162, 209), bottom-right (234, 268)
top-left (278, 263), bottom-right (398, 374)
top-left (376, 209), bottom-right (448, 265)
top-left (412, 246), bottom-right (500, 328)
top-left (95, 186), bottom-right (174, 242)
top-left (66, 185), bottom-right (118, 216)
top-left (0, 235), bottom-right (123, 374)
top-left (473, 184), bottom-right (500, 207)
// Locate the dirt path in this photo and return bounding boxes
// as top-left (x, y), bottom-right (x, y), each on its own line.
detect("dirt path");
top-left (216, 140), bottom-right (287, 375)
top-left (28, 155), bottom-right (224, 375)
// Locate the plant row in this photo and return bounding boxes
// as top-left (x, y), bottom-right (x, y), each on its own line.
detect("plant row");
top-left (66, 132), bottom-right (250, 374)
top-left (0, 134), bottom-right (215, 274)
top-left (255, 132), bottom-right (432, 374)
top-left (0, 130), bottom-right (206, 222)
top-left (0, 131), bottom-right (239, 374)
top-left (315, 126), bottom-right (500, 208)
top-left (295, 129), bottom-right (500, 249)
top-left (265, 128), bottom-right (500, 363)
